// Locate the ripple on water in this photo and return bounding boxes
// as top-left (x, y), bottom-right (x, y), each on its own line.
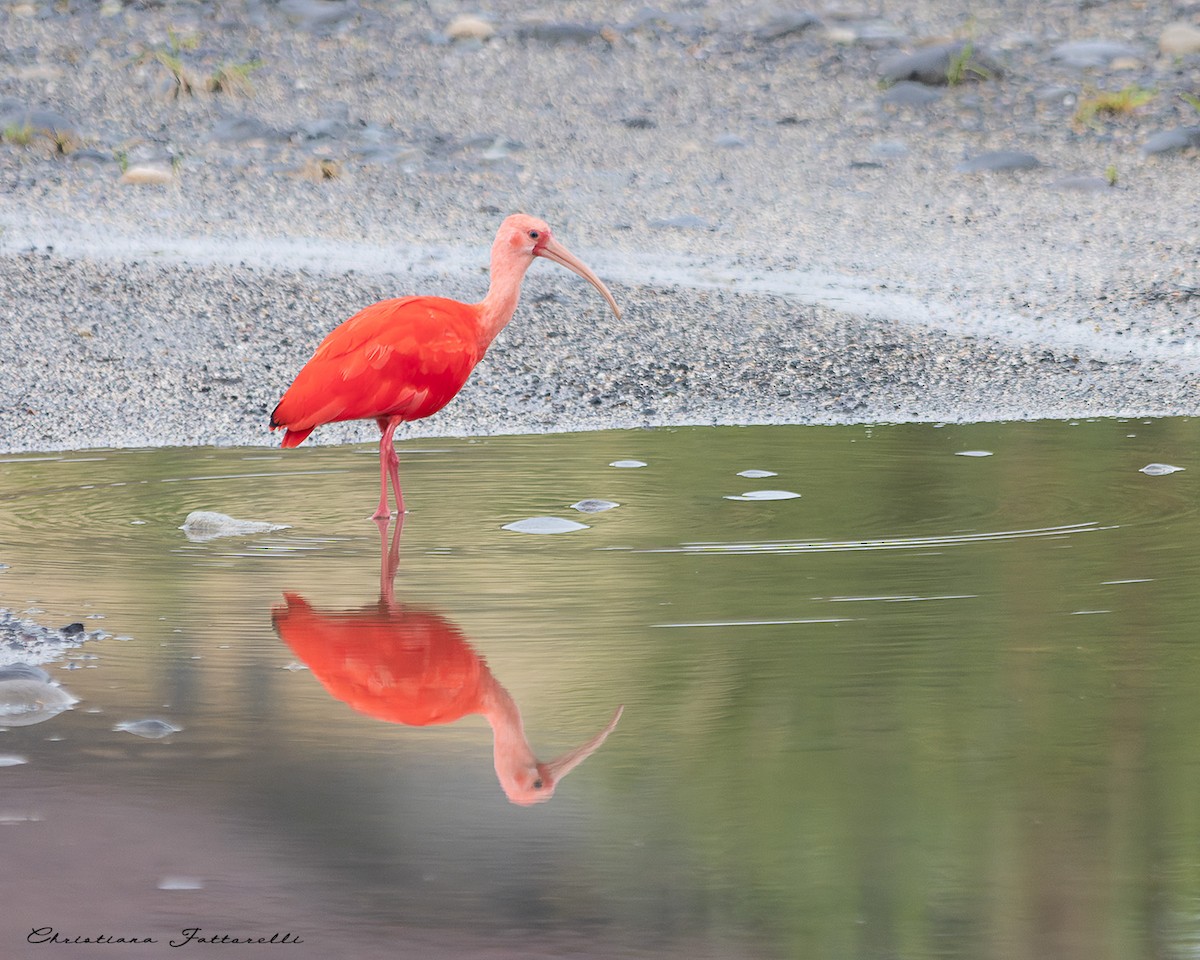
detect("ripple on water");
top-left (643, 521), bottom-right (1114, 555)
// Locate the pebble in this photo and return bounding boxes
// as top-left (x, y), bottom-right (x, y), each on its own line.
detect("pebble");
top-left (1142, 128), bottom-right (1200, 157)
top-left (516, 22), bottom-right (606, 45)
top-left (881, 82), bottom-right (943, 108)
top-left (120, 164), bottom-right (174, 186)
top-left (753, 12), bottom-right (820, 43)
top-left (955, 151), bottom-right (1040, 173)
top-left (879, 41), bottom-right (1001, 86)
top-left (1159, 23), bottom-right (1200, 56)
top-left (1049, 40), bottom-right (1139, 68)
top-left (1048, 175), bottom-right (1112, 192)
top-left (446, 15), bottom-right (495, 42)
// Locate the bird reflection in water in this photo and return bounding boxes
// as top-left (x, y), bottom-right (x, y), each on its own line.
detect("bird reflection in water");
top-left (271, 516), bottom-right (623, 805)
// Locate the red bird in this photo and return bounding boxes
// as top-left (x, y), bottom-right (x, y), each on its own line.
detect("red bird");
top-left (270, 215), bottom-right (621, 518)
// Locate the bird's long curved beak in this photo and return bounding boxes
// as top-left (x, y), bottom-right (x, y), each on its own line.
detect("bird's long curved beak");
top-left (537, 704), bottom-right (625, 786)
top-left (536, 238), bottom-right (622, 320)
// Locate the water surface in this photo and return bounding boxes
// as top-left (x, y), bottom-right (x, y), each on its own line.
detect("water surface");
top-left (2, 421), bottom-right (1199, 959)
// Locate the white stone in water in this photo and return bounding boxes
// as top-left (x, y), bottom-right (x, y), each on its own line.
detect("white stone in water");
top-left (502, 517), bottom-right (591, 534)
top-left (157, 876), bottom-right (205, 891)
top-left (1140, 463), bottom-right (1185, 476)
top-left (609, 460), bottom-right (647, 468)
top-left (737, 469), bottom-right (778, 479)
top-left (723, 490), bottom-right (802, 501)
top-left (114, 719), bottom-right (181, 739)
top-left (180, 511), bottom-right (290, 542)
top-left (570, 499), bottom-right (619, 513)
top-left (955, 450), bottom-right (994, 457)
top-left (0, 755), bottom-right (28, 766)
top-left (0, 676), bottom-right (78, 727)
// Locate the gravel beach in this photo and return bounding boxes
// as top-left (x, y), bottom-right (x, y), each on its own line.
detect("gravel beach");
top-left (1, 0), bottom-right (1198, 453)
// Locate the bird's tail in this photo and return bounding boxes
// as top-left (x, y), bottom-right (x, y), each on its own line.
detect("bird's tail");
top-left (270, 401), bottom-right (314, 448)
top-left (277, 426), bottom-right (314, 448)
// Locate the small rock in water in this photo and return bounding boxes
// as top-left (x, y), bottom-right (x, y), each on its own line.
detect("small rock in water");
top-left (609, 459), bottom-right (647, 468)
top-left (114, 719), bottom-right (181, 739)
top-left (737, 469), bottom-right (778, 479)
top-left (570, 499), bottom-right (619, 513)
top-left (502, 517), bottom-right (591, 534)
top-left (0, 665), bottom-right (78, 727)
top-left (955, 151), bottom-right (1040, 174)
top-left (180, 511), bottom-right (290, 542)
top-left (157, 876), bottom-right (205, 891)
top-left (0, 755), bottom-right (29, 766)
top-left (724, 490), bottom-right (801, 501)
top-left (955, 450), bottom-right (994, 457)
top-left (1140, 463), bottom-right (1184, 476)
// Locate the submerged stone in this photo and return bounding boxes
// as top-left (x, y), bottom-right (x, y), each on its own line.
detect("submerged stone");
top-left (1140, 463), bottom-right (1184, 476)
top-left (724, 490), bottom-right (801, 501)
top-left (502, 517), bottom-right (591, 534)
top-left (179, 511), bottom-right (290, 542)
top-left (0, 666), bottom-right (78, 727)
top-left (114, 718), bottom-right (182, 739)
top-left (570, 499), bottom-right (619, 513)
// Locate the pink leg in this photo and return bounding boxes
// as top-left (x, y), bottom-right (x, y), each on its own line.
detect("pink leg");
top-left (373, 512), bottom-right (405, 605)
top-left (373, 417), bottom-right (405, 520)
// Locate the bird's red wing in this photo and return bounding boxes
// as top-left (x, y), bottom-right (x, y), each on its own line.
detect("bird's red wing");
top-left (272, 296), bottom-right (485, 433)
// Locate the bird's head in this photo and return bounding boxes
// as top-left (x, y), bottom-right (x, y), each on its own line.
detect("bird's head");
top-left (496, 214), bottom-right (622, 319)
top-left (496, 705), bottom-right (625, 806)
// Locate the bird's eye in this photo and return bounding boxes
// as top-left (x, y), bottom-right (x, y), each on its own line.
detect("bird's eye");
top-left (528, 230), bottom-right (540, 240)
top-left (532, 778), bottom-right (544, 790)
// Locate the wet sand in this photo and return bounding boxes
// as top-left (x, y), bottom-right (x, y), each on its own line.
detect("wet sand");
top-left (1, 0), bottom-right (1198, 453)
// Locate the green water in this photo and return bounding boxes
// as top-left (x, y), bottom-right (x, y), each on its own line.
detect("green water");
top-left (2, 421), bottom-right (1200, 959)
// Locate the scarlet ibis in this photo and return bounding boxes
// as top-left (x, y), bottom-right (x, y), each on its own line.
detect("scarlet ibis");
top-left (270, 215), bottom-right (621, 518)
top-left (271, 517), bottom-right (623, 805)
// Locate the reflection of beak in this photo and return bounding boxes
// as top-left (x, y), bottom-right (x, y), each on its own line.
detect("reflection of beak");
top-left (536, 238), bottom-right (622, 320)
top-left (538, 704), bottom-right (625, 784)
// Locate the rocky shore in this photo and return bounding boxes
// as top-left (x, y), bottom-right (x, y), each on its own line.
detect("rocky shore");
top-left (0, 0), bottom-right (1197, 452)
